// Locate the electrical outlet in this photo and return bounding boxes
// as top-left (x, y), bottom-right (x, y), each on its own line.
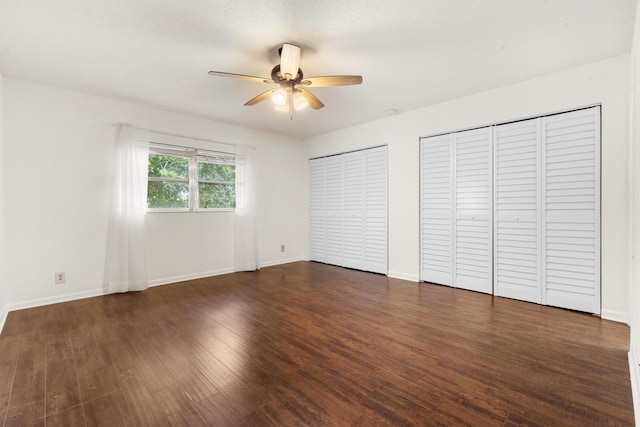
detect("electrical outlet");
top-left (280, 244), bottom-right (285, 253)
top-left (55, 272), bottom-right (66, 284)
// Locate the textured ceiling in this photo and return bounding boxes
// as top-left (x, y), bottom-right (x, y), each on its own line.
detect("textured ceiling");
top-left (0, 0), bottom-right (636, 138)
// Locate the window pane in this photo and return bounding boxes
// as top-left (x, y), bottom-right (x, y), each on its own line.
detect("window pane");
top-left (198, 182), bottom-right (236, 209)
top-left (147, 181), bottom-right (189, 209)
top-left (149, 154), bottom-right (189, 179)
top-left (198, 162), bottom-right (235, 182)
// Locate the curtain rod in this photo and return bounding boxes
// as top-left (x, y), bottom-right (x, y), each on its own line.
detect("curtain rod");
top-left (112, 123), bottom-right (255, 150)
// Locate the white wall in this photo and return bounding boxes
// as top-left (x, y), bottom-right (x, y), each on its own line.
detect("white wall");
top-left (305, 54), bottom-right (631, 322)
top-left (0, 71), bottom-right (6, 328)
top-left (628, 6), bottom-right (640, 425)
top-left (2, 77), bottom-right (307, 308)
top-left (630, 0), bottom-right (640, 352)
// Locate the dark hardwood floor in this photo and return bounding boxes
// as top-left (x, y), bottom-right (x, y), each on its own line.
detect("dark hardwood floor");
top-left (0, 261), bottom-right (633, 426)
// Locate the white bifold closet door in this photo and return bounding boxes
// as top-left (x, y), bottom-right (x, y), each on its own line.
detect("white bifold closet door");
top-left (325, 155), bottom-right (345, 266)
top-left (309, 158), bottom-right (327, 263)
top-left (364, 147), bottom-right (388, 274)
top-left (493, 107), bottom-right (601, 313)
top-left (494, 118), bottom-right (542, 303)
top-left (421, 106), bottom-right (600, 313)
top-left (542, 107), bottom-right (600, 314)
top-left (420, 134), bottom-right (454, 285)
top-left (343, 151), bottom-right (365, 270)
top-left (421, 128), bottom-right (493, 294)
top-left (454, 128), bottom-right (493, 294)
top-left (308, 146), bottom-right (388, 275)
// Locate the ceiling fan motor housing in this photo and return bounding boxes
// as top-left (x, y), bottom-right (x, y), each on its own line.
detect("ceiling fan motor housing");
top-left (271, 64), bottom-right (303, 84)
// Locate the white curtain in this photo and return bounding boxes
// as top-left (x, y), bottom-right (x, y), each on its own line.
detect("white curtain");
top-left (104, 124), bottom-right (150, 292)
top-left (234, 145), bottom-right (259, 271)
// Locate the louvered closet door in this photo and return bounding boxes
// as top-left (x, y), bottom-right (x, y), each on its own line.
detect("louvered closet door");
top-left (542, 107), bottom-right (600, 314)
top-left (421, 134), bottom-right (454, 285)
top-left (325, 155), bottom-right (345, 266)
top-left (454, 128), bottom-right (493, 294)
top-left (364, 146), bottom-right (388, 274)
top-left (494, 119), bottom-right (542, 303)
top-left (343, 151), bottom-right (365, 270)
top-left (309, 158), bottom-right (327, 263)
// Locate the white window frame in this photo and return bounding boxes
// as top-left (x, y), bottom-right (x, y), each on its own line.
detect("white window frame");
top-left (147, 144), bottom-right (236, 213)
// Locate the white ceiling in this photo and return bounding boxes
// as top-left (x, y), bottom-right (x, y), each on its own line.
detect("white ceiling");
top-left (0, 0), bottom-right (636, 138)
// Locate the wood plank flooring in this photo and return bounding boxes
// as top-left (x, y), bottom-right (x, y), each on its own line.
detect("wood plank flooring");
top-left (0, 261), bottom-right (633, 426)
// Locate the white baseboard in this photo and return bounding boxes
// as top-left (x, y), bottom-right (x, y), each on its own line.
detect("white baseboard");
top-left (629, 349), bottom-right (640, 426)
top-left (148, 268), bottom-right (235, 287)
top-left (388, 271), bottom-right (420, 282)
top-left (148, 258), bottom-right (306, 287)
top-left (8, 288), bottom-right (108, 312)
top-left (259, 256), bottom-right (306, 269)
top-left (601, 309), bottom-right (629, 324)
top-left (1, 289), bottom-right (108, 335)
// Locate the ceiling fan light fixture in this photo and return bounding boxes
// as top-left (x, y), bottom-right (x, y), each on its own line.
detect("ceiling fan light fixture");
top-left (293, 91), bottom-right (308, 110)
top-left (275, 103), bottom-right (290, 113)
top-left (280, 43), bottom-right (300, 80)
top-left (272, 88), bottom-right (288, 106)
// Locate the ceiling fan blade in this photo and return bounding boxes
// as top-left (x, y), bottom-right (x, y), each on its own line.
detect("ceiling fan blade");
top-left (280, 43), bottom-right (301, 80)
top-left (300, 75), bottom-right (363, 87)
top-left (244, 89), bottom-right (274, 106)
top-left (298, 88), bottom-right (324, 110)
top-left (208, 71), bottom-right (273, 84)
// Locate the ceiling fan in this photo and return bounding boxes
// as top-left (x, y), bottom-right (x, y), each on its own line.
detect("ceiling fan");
top-left (208, 43), bottom-right (362, 116)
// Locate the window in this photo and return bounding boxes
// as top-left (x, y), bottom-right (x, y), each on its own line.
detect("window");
top-left (147, 145), bottom-right (236, 211)
top-left (148, 151), bottom-right (190, 209)
top-left (197, 154), bottom-right (235, 209)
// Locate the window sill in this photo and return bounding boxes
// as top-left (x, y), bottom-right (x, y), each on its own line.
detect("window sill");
top-left (146, 209), bottom-right (235, 213)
